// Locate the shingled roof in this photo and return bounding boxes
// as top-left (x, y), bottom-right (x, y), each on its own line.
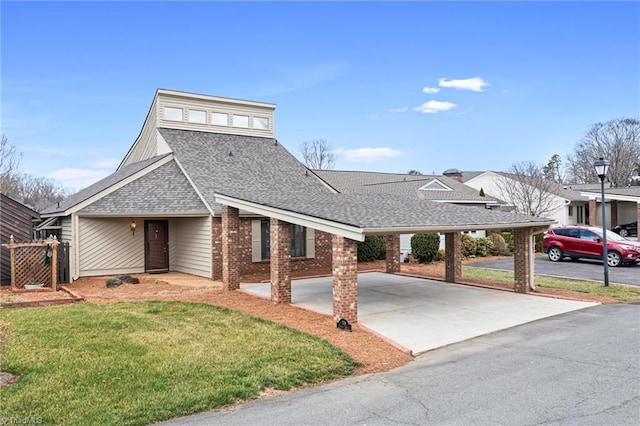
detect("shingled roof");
top-left (313, 170), bottom-right (498, 203)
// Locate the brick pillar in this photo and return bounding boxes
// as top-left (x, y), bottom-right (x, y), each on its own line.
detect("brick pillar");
top-left (588, 199), bottom-right (597, 225)
top-left (610, 200), bottom-right (618, 228)
top-left (332, 235), bottom-right (358, 324)
top-left (513, 228), bottom-right (532, 293)
top-left (211, 217), bottom-right (222, 281)
top-left (221, 205), bottom-right (240, 291)
top-left (385, 234), bottom-right (401, 273)
top-left (637, 202), bottom-right (640, 230)
top-left (444, 232), bottom-right (462, 283)
top-left (270, 218), bottom-right (291, 304)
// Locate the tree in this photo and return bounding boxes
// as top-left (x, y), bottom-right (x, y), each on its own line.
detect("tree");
top-left (407, 170), bottom-right (423, 175)
top-left (11, 173), bottom-right (67, 212)
top-left (300, 139), bottom-right (336, 169)
top-left (0, 134), bottom-right (22, 195)
top-left (566, 118), bottom-right (640, 187)
top-left (495, 161), bottom-right (564, 217)
top-left (542, 154), bottom-right (563, 183)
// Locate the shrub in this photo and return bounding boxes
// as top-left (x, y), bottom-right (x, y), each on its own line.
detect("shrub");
top-left (501, 231), bottom-right (514, 253)
top-left (475, 237), bottom-right (494, 257)
top-left (488, 233), bottom-right (510, 255)
top-left (461, 233), bottom-right (477, 258)
top-left (357, 236), bottom-right (386, 262)
top-left (411, 233), bottom-right (440, 263)
top-left (436, 249), bottom-right (446, 261)
top-left (535, 233), bottom-right (544, 253)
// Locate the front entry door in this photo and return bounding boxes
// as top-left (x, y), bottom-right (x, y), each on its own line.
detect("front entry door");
top-left (145, 220), bottom-right (169, 273)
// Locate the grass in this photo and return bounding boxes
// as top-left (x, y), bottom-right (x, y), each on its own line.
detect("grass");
top-left (462, 266), bottom-right (640, 303)
top-left (0, 301), bottom-right (356, 425)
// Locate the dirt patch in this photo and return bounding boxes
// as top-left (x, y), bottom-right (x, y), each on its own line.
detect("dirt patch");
top-left (0, 372), bottom-right (19, 388)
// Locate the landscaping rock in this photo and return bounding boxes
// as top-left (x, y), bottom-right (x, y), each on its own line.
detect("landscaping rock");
top-left (116, 275), bottom-right (140, 284)
top-left (106, 278), bottom-right (123, 288)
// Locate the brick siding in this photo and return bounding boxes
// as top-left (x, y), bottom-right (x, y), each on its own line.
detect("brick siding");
top-left (332, 235), bottom-right (358, 324)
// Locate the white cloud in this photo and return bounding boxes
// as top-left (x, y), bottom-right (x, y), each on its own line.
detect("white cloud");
top-left (46, 168), bottom-right (111, 191)
top-left (91, 157), bottom-right (120, 169)
top-left (413, 100), bottom-right (457, 114)
top-left (334, 147), bottom-right (405, 163)
top-left (422, 86), bottom-right (440, 94)
top-left (438, 77), bottom-right (490, 92)
top-left (389, 107), bottom-right (408, 113)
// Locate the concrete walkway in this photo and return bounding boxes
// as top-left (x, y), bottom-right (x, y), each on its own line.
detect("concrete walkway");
top-left (242, 272), bottom-right (598, 355)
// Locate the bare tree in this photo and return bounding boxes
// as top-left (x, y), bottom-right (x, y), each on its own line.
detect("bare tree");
top-left (567, 118), bottom-right (640, 187)
top-left (0, 134), bottom-right (22, 195)
top-left (495, 161), bottom-right (565, 217)
top-left (300, 139), bottom-right (336, 169)
top-left (542, 154), bottom-right (563, 183)
top-left (407, 170), bottom-right (423, 175)
top-left (10, 173), bottom-right (67, 211)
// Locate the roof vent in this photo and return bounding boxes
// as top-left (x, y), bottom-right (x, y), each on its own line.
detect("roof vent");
top-left (228, 151), bottom-right (233, 157)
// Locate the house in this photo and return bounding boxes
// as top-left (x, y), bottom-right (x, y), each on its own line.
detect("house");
top-left (314, 169), bottom-right (503, 257)
top-left (39, 88), bottom-right (555, 324)
top-left (462, 171), bottom-right (590, 227)
top-left (0, 193), bottom-right (40, 285)
top-left (577, 186), bottom-right (640, 231)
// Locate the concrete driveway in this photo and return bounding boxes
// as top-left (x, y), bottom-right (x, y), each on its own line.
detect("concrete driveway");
top-left (467, 255), bottom-right (640, 286)
top-left (242, 272), bottom-right (597, 355)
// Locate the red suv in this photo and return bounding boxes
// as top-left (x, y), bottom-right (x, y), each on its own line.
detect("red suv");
top-left (543, 226), bottom-right (640, 267)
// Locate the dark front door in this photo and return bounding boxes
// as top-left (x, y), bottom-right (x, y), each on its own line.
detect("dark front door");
top-left (145, 220), bottom-right (168, 272)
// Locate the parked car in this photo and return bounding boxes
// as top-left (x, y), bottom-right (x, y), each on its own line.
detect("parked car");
top-left (543, 225), bottom-right (640, 267)
top-left (612, 221), bottom-right (638, 238)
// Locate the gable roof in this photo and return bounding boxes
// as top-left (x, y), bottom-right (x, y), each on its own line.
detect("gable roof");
top-left (41, 154), bottom-right (172, 216)
top-left (159, 128), bottom-right (334, 213)
top-left (313, 170), bottom-right (497, 203)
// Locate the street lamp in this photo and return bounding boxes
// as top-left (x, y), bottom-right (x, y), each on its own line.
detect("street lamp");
top-left (593, 157), bottom-right (610, 287)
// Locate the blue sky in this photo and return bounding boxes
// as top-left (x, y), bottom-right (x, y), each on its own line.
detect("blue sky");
top-left (2, 1), bottom-right (639, 191)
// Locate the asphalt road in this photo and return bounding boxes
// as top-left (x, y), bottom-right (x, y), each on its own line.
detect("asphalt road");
top-left (158, 303), bottom-right (640, 426)
top-left (467, 255), bottom-right (640, 286)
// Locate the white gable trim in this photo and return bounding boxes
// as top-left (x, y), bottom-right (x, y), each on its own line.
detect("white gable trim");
top-left (61, 154), bottom-right (175, 216)
top-left (419, 179), bottom-right (452, 191)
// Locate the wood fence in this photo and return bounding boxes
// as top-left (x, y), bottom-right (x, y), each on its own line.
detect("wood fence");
top-left (1, 235), bottom-right (59, 291)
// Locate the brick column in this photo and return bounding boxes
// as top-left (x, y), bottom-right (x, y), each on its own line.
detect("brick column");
top-left (221, 205), bottom-right (240, 291)
top-left (270, 218), bottom-right (291, 304)
top-left (513, 228), bottom-right (532, 293)
top-left (211, 217), bottom-right (223, 281)
top-left (610, 200), bottom-right (618, 228)
top-left (588, 199), bottom-right (597, 225)
top-left (332, 235), bottom-right (358, 324)
top-left (444, 232), bottom-right (462, 283)
top-left (385, 234), bottom-right (401, 273)
top-left (637, 202), bottom-right (640, 230)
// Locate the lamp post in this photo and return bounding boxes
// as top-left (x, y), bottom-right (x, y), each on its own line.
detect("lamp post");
top-left (593, 157), bottom-right (610, 287)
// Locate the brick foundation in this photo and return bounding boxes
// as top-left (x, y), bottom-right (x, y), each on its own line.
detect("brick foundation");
top-left (221, 206), bottom-right (240, 291)
top-left (385, 234), bottom-right (401, 273)
top-left (270, 218), bottom-right (291, 304)
top-left (332, 235), bottom-right (358, 324)
top-left (445, 232), bottom-right (462, 283)
top-left (513, 228), bottom-right (532, 293)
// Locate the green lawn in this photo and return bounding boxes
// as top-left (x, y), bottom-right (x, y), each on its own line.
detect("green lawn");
top-left (462, 266), bottom-right (640, 302)
top-left (0, 301), bottom-right (356, 425)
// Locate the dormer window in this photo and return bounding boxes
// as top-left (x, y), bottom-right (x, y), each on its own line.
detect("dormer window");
top-left (164, 107), bottom-right (183, 121)
top-left (233, 114), bottom-right (249, 128)
top-left (188, 109), bottom-right (206, 124)
top-left (419, 179), bottom-right (452, 191)
top-left (211, 112), bottom-right (228, 126)
top-left (253, 116), bottom-right (269, 130)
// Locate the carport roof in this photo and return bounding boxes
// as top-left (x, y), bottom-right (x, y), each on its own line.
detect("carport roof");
top-left (215, 191), bottom-right (555, 241)
top-left (580, 187), bottom-right (640, 202)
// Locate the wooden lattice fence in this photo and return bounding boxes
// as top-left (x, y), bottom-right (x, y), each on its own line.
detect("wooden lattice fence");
top-left (1, 235), bottom-right (59, 291)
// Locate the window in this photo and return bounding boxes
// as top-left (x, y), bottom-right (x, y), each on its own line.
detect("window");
top-left (232, 114), bottom-right (249, 128)
top-left (211, 112), bottom-right (228, 126)
top-left (253, 116), bottom-right (269, 130)
top-left (164, 107), bottom-right (183, 121)
top-left (188, 109), bottom-right (206, 124)
top-left (568, 206), bottom-right (573, 217)
top-left (580, 230), bottom-right (599, 241)
top-left (259, 220), bottom-right (306, 260)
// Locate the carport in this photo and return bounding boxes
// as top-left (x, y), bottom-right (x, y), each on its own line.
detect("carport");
top-left (214, 192), bottom-right (555, 325)
top-left (242, 272), bottom-right (598, 354)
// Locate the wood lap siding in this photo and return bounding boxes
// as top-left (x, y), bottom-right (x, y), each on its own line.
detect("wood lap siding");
top-left (78, 218), bottom-right (144, 276)
top-left (169, 217), bottom-right (211, 278)
top-left (0, 194), bottom-right (39, 285)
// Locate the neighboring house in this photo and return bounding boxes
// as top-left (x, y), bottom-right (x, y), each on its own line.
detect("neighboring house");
top-left (39, 89), bottom-right (335, 280)
top-left (577, 186), bottom-right (640, 231)
top-left (0, 193), bottom-right (40, 285)
top-left (463, 171), bottom-right (589, 227)
top-left (314, 169), bottom-right (503, 256)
